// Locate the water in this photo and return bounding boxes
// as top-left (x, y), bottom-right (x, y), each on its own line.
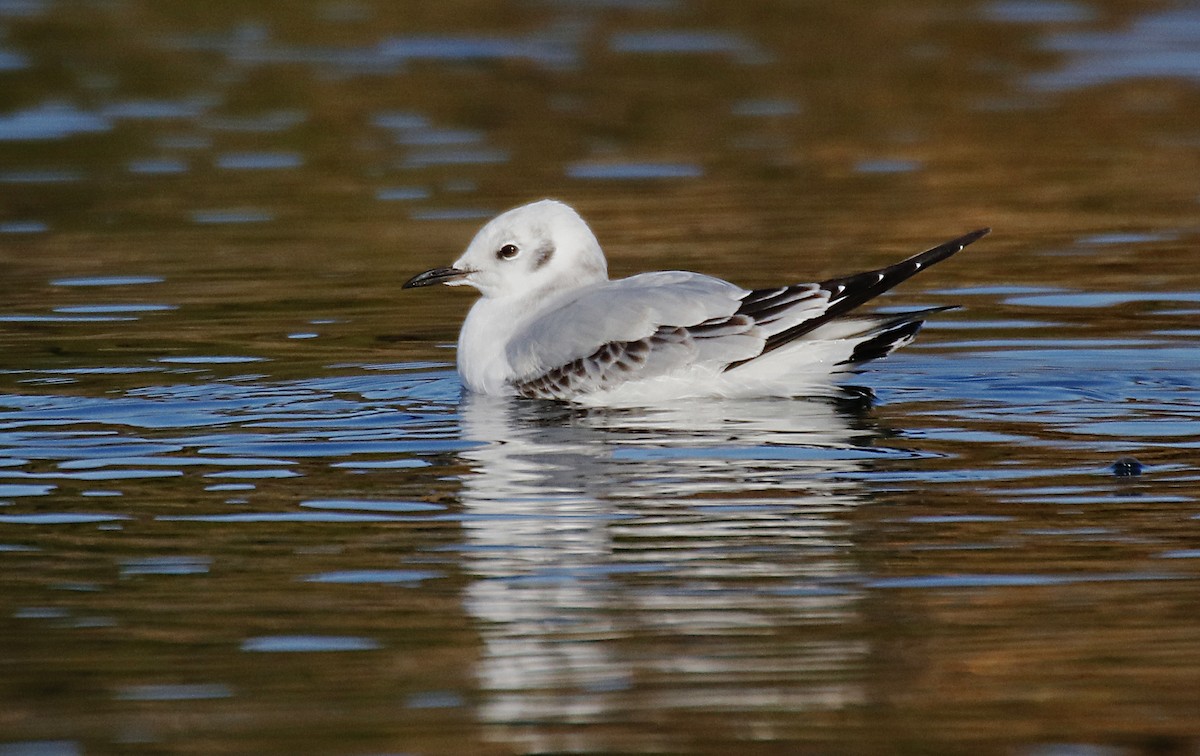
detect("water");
top-left (2, 2), bottom-right (1200, 754)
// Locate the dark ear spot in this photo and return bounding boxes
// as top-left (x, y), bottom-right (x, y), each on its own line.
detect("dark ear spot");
top-left (533, 244), bottom-right (555, 270)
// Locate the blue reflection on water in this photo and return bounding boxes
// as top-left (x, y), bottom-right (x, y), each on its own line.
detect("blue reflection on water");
top-left (0, 221), bottom-right (48, 234)
top-left (0, 102), bottom-right (110, 141)
top-left (215, 151), bottom-right (304, 170)
top-left (302, 569), bottom-right (441, 584)
top-left (240, 635), bottom-right (382, 652)
top-left (985, 0), bottom-right (1095, 24)
top-left (1024, 7), bottom-right (1200, 90)
top-left (51, 276), bottom-right (163, 287)
top-left (566, 161), bottom-right (704, 180)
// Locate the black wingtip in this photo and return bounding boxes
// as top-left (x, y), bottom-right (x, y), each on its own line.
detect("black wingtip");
top-left (821, 226), bottom-right (991, 302)
top-left (906, 227), bottom-right (991, 270)
top-left (748, 228), bottom-right (991, 361)
top-left (957, 227), bottom-right (991, 248)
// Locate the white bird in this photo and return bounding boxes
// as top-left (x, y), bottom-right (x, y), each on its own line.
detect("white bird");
top-left (404, 200), bottom-right (988, 404)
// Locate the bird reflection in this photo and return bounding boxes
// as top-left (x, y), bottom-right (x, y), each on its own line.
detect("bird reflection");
top-left (453, 390), bottom-right (886, 751)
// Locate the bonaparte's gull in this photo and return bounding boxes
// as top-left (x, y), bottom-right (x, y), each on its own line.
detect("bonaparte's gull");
top-left (404, 200), bottom-right (988, 404)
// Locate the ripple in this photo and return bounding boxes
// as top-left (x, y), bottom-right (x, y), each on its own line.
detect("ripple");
top-left (331, 459), bottom-right (431, 469)
top-left (114, 683), bottom-right (233, 701)
top-left (0, 47), bottom-right (28, 71)
top-left (51, 276), bottom-right (163, 287)
top-left (904, 515), bottom-right (1015, 524)
top-left (409, 207), bottom-right (494, 221)
top-left (240, 635), bottom-right (382, 652)
top-left (0, 169), bottom-right (85, 184)
top-left (0, 742), bottom-right (81, 756)
top-left (375, 186), bottom-right (429, 201)
top-left (196, 439), bottom-right (480, 457)
top-left (58, 456), bottom-right (293, 470)
top-left (190, 209), bottom-right (274, 224)
top-left (401, 148), bottom-right (509, 168)
top-left (0, 484), bottom-right (56, 497)
top-left (0, 513), bottom-right (129, 524)
top-left (300, 499), bottom-right (445, 513)
top-left (566, 162), bottom-right (704, 180)
top-left (120, 556), bottom-right (212, 576)
top-left (0, 221), bottom-right (48, 234)
top-left (1012, 291), bottom-right (1200, 309)
top-left (158, 512), bottom-right (412, 523)
top-left (1028, 9), bottom-right (1200, 90)
top-left (378, 31), bottom-right (577, 69)
top-left (406, 691), bottom-right (464, 709)
top-left (867, 572), bottom-right (1175, 589)
top-left (395, 128), bottom-right (483, 147)
top-left (372, 111), bottom-right (428, 130)
top-left (102, 97), bottom-right (212, 120)
top-left (54, 304), bottom-right (176, 314)
top-left (127, 158), bottom-right (188, 175)
top-left (302, 569), bottom-right (441, 584)
top-left (984, 0), bottom-right (1095, 24)
top-left (205, 469), bottom-right (299, 479)
top-left (13, 606), bottom-right (69, 619)
top-left (0, 102), bottom-right (111, 141)
top-left (1077, 232), bottom-right (1174, 246)
top-left (155, 356), bottom-right (266, 364)
top-left (609, 30), bottom-right (763, 62)
top-left (854, 158), bottom-right (921, 174)
top-left (215, 151), bottom-right (304, 170)
top-left (50, 469), bottom-right (186, 481)
top-left (611, 445), bottom-right (900, 462)
top-left (30, 367), bottom-right (160, 376)
top-left (0, 314), bottom-right (136, 323)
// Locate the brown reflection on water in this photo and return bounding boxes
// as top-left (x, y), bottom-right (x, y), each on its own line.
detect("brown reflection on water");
top-left (3, 1), bottom-right (1200, 754)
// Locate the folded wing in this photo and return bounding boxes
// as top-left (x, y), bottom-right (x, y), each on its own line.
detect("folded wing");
top-left (508, 229), bottom-right (990, 400)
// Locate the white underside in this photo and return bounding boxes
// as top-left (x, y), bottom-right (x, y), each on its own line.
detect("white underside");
top-left (570, 338), bottom-right (865, 406)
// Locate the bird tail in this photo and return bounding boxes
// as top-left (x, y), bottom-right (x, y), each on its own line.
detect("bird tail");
top-left (833, 307), bottom-right (954, 366)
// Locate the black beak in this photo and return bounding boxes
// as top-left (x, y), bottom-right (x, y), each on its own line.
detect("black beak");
top-left (402, 267), bottom-right (468, 289)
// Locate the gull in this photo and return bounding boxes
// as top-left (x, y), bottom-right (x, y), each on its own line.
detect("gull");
top-left (404, 200), bottom-right (988, 404)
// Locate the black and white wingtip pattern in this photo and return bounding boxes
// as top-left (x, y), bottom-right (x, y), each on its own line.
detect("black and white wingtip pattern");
top-left (729, 227), bottom-right (990, 367)
top-left (821, 227), bottom-right (990, 306)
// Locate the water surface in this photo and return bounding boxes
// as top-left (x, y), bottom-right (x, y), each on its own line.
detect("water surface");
top-left (2, 2), bottom-right (1200, 754)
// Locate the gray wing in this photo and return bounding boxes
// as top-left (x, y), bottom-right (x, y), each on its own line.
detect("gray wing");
top-left (507, 271), bottom-right (831, 400)
top-left (506, 228), bottom-right (990, 399)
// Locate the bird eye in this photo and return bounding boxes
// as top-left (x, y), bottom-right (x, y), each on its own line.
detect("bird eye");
top-left (497, 244), bottom-right (520, 260)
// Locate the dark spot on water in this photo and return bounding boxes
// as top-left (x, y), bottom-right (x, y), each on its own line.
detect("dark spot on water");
top-left (1112, 457), bottom-right (1144, 477)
